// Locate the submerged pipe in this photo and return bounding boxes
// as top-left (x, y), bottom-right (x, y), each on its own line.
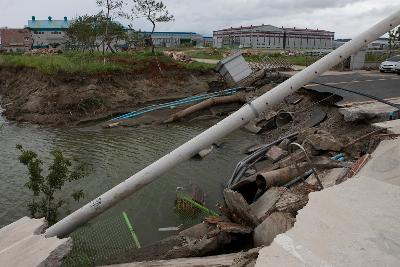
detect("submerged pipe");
top-left (46, 10), bottom-right (400, 237)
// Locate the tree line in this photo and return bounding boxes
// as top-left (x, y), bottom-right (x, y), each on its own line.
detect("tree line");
top-left (66, 0), bottom-right (174, 54)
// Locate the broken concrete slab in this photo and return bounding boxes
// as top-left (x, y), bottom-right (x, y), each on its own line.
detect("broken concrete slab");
top-left (306, 130), bottom-right (343, 152)
top-left (305, 108), bottom-right (327, 128)
top-left (256, 175), bottom-right (400, 267)
top-left (339, 100), bottom-right (400, 123)
top-left (0, 217), bottom-right (46, 251)
top-left (374, 119), bottom-right (400, 134)
top-left (0, 217), bottom-right (72, 267)
top-left (253, 212), bottom-right (295, 247)
top-left (250, 187), bottom-right (286, 221)
top-left (244, 122), bottom-right (263, 134)
top-left (266, 146), bottom-right (287, 162)
top-left (357, 139), bottom-right (400, 186)
top-left (307, 168), bottom-right (348, 188)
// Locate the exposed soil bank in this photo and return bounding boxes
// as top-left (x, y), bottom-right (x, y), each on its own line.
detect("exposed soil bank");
top-left (0, 61), bottom-right (218, 126)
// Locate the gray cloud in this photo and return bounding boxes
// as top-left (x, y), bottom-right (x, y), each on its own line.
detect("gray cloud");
top-left (0, 0), bottom-right (399, 38)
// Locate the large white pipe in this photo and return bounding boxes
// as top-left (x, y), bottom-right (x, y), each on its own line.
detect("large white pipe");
top-left (46, 9), bottom-right (400, 237)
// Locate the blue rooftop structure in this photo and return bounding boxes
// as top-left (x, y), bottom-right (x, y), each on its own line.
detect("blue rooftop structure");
top-left (26, 16), bottom-right (71, 31)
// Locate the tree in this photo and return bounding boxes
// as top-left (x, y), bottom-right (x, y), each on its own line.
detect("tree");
top-left (67, 14), bottom-right (127, 53)
top-left (130, 0), bottom-right (174, 53)
top-left (96, 0), bottom-right (124, 60)
top-left (125, 27), bottom-right (146, 50)
top-left (98, 17), bottom-right (127, 52)
top-left (389, 27), bottom-right (400, 56)
top-left (16, 145), bottom-right (88, 225)
top-left (67, 15), bottom-right (102, 52)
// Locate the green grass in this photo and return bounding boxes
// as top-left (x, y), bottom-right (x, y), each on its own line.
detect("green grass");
top-left (185, 48), bottom-right (320, 66)
top-left (0, 50), bottom-right (175, 74)
top-left (0, 53), bottom-right (122, 74)
top-left (185, 49), bottom-right (225, 60)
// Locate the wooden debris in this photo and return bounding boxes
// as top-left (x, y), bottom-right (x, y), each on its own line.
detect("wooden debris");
top-left (217, 222), bottom-right (253, 234)
top-left (346, 154), bottom-right (371, 178)
top-left (344, 128), bottom-right (386, 148)
top-left (223, 189), bottom-right (261, 228)
top-left (275, 184), bottom-right (318, 215)
top-left (204, 216), bottom-right (228, 225)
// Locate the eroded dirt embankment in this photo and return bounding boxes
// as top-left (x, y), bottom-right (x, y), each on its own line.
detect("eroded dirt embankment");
top-left (0, 62), bottom-right (218, 126)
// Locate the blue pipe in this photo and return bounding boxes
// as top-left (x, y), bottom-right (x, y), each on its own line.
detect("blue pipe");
top-left (111, 87), bottom-right (244, 122)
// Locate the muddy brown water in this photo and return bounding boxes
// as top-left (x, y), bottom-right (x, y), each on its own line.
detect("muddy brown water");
top-left (0, 108), bottom-right (261, 263)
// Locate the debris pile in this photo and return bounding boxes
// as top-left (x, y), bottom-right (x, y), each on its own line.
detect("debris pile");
top-left (163, 51), bottom-right (193, 63)
top-left (24, 48), bottom-right (62, 55)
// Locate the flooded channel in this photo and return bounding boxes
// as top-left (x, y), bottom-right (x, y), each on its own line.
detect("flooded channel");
top-left (0, 108), bottom-right (260, 263)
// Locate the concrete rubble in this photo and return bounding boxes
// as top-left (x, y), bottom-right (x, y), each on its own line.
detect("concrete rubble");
top-left (255, 131), bottom-right (400, 266)
top-left (0, 217), bottom-right (72, 267)
top-left (62, 52), bottom-right (399, 265)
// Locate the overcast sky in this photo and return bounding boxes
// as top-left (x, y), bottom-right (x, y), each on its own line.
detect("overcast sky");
top-left (1, 0), bottom-right (399, 38)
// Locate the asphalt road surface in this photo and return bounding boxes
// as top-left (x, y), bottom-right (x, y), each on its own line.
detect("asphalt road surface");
top-left (305, 72), bottom-right (400, 105)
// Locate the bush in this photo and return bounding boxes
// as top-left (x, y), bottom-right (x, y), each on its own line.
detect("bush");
top-left (16, 145), bottom-right (89, 225)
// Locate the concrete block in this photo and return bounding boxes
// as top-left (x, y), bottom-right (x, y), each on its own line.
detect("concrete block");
top-left (255, 175), bottom-right (400, 266)
top-left (0, 217), bottom-right (72, 267)
top-left (306, 131), bottom-right (343, 152)
top-left (266, 146), bottom-right (286, 162)
top-left (253, 212), bottom-right (295, 247)
top-left (374, 119), bottom-right (400, 134)
top-left (307, 168), bottom-right (348, 188)
top-left (0, 217), bottom-right (46, 251)
top-left (250, 187), bottom-right (285, 221)
top-left (357, 139), bottom-right (400, 186)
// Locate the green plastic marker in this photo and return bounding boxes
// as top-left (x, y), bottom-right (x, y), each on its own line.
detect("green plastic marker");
top-left (122, 212), bottom-right (141, 248)
top-left (182, 196), bottom-right (219, 217)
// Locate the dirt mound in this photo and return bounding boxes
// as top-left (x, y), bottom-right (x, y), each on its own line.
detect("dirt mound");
top-left (0, 62), bottom-right (217, 126)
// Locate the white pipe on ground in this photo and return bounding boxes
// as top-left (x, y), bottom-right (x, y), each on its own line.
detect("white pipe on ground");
top-left (46, 9), bottom-right (400, 237)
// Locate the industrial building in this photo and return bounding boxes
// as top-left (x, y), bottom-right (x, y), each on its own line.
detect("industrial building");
top-left (213, 24), bottom-right (335, 50)
top-left (24, 16), bottom-right (204, 50)
top-left (0, 28), bottom-right (32, 52)
top-left (25, 16), bottom-right (71, 49)
top-left (144, 31), bottom-right (203, 48)
top-left (202, 37), bottom-right (213, 47)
